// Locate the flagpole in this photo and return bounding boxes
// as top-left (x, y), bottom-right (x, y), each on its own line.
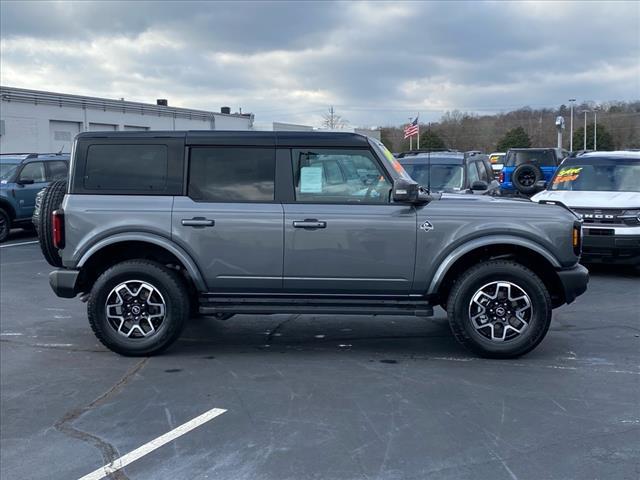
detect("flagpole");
top-left (409, 134), bottom-right (412, 151)
top-left (416, 116), bottom-right (420, 150)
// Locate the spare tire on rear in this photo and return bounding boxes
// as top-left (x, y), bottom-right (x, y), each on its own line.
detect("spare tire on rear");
top-left (512, 163), bottom-right (543, 195)
top-left (37, 180), bottom-right (67, 267)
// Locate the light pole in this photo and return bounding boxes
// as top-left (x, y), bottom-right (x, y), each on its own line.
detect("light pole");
top-left (583, 110), bottom-right (588, 151)
top-left (593, 110), bottom-right (597, 151)
top-left (569, 98), bottom-right (576, 151)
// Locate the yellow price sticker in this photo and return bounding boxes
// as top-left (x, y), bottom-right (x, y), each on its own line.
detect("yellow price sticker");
top-left (553, 167), bottom-right (582, 184)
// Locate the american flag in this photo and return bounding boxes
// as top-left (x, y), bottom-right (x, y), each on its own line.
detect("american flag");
top-left (404, 116), bottom-right (419, 139)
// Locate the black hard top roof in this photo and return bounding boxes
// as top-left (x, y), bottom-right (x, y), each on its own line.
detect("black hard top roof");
top-left (76, 130), bottom-right (371, 148)
top-left (397, 152), bottom-right (473, 165)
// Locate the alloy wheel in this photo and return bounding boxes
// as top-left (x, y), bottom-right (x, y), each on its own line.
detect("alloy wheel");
top-left (468, 281), bottom-right (533, 342)
top-left (105, 280), bottom-right (166, 338)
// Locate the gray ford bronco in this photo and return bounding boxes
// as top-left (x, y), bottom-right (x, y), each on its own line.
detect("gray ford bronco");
top-left (43, 131), bottom-right (588, 358)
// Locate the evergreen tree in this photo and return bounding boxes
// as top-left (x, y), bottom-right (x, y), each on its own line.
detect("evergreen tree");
top-left (419, 129), bottom-right (447, 150)
top-left (573, 123), bottom-right (615, 151)
top-left (496, 126), bottom-right (531, 151)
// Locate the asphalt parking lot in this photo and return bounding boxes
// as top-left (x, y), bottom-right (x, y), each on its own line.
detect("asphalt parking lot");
top-left (1, 234), bottom-right (639, 480)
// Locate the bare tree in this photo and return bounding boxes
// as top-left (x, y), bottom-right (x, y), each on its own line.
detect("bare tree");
top-left (322, 106), bottom-right (349, 129)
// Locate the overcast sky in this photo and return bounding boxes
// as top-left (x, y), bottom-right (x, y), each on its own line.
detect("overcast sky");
top-left (1, 1), bottom-right (638, 128)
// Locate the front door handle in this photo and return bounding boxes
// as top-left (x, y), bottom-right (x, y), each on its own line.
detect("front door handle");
top-left (182, 217), bottom-right (215, 227)
top-left (293, 219), bottom-right (326, 229)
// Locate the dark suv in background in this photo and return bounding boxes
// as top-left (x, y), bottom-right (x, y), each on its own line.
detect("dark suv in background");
top-left (0, 153), bottom-right (69, 242)
top-left (398, 151), bottom-right (499, 194)
top-left (499, 148), bottom-right (568, 196)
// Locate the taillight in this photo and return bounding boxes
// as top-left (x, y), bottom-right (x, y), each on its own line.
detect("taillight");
top-left (499, 171), bottom-right (504, 183)
top-left (52, 209), bottom-right (65, 249)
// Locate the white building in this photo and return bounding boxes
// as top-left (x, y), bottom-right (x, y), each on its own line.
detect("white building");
top-left (0, 86), bottom-right (254, 153)
top-left (272, 121), bottom-right (381, 140)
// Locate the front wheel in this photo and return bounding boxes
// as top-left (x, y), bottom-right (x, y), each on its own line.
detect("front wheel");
top-left (446, 260), bottom-right (552, 358)
top-left (88, 260), bottom-right (190, 356)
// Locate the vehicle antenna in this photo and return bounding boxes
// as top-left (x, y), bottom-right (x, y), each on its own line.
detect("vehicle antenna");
top-left (427, 125), bottom-right (431, 193)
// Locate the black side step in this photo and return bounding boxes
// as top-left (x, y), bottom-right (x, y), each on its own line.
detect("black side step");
top-left (199, 294), bottom-right (434, 317)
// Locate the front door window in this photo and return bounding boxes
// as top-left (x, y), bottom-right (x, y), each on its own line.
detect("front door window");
top-left (293, 149), bottom-right (391, 203)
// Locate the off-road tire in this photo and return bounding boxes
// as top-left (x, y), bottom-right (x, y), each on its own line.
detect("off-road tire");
top-left (0, 208), bottom-right (9, 243)
top-left (88, 260), bottom-right (189, 356)
top-left (37, 180), bottom-right (67, 267)
top-left (446, 260), bottom-right (552, 358)
top-left (512, 164), bottom-right (543, 195)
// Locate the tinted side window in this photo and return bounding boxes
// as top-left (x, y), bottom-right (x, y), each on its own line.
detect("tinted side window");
top-left (467, 162), bottom-right (480, 184)
top-left (47, 161), bottom-right (68, 181)
top-left (506, 150), bottom-right (555, 167)
top-left (189, 147), bottom-right (275, 202)
top-left (19, 162), bottom-right (46, 182)
top-left (474, 161), bottom-right (489, 182)
top-left (293, 149), bottom-right (390, 203)
top-left (84, 145), bottom-right (168, 191)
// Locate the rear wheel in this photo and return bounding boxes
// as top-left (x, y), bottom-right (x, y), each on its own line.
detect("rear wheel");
top-left (0, 209), bottom-right (9, 243)
top-left (446, 260), bottom-right (552, 358)
top-left (88, 260), bottom-right (190, 356)
top-left (37, 180), bottom-right (67, 267)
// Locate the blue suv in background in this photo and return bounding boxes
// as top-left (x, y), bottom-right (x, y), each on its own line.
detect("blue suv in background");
top-left (499, 148), bottom-right (568, 196)
top-left (0, 153), bottom-right (69, 242)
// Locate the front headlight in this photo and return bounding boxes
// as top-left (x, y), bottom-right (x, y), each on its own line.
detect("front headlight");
top-left (620, 209), bottom-right (640, 225)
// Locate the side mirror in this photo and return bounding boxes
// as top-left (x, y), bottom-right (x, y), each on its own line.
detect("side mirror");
top-left (392, 178), bottom-right (420, 203)
top-left (471, 180), bottom-right (488, 191)
top-left (535, 180), bottom-right (547, 191)
top-left (16, 178), bottom-right (35, 186)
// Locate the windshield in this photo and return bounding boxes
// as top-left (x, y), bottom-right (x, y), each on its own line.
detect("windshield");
top-left (369, 138), bottom-right (413, 181)
top-left (505, 150), bottom-right (555, 167)
top-left (550, 160), bottom-right (640, 192)
top-left (401, 164), bottom-right (464, 191)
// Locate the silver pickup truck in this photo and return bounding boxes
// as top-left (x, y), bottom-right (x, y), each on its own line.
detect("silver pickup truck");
top-left (41, 131), bottom-right (588, 358)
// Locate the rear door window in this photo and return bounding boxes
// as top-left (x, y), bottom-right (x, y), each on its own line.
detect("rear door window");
top-left (188, 147), bottom-right (275, 202)
top-left (46, 161), bottom-right (68, 181)
top-left (84, 145), bottom-right (168, 191)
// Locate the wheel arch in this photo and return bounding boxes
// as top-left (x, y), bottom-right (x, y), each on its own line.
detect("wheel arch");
top-left (0, 198), bottom-right (17, 220)
top-left (76, 234), bottom-right (206, 293)
top-left (429, 237), bottom-right (566, 309)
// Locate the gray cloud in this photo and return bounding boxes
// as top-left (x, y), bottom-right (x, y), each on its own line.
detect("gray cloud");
top-left (1, 0), bottom-right (638, 127)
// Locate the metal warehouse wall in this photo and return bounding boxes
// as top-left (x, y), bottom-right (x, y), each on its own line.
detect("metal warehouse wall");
top-left (0, 87), bottom-right (253, 154)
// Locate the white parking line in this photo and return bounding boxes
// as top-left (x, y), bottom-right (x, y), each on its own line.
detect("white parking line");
top-left (0, 240), bottom-right (38, 248)
top-left (78, 407), bottom-right (227, 480)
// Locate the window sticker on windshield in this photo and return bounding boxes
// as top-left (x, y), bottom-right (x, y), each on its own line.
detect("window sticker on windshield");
top-left (553, 167), bottom-right (582, 184)
top-left (300, 166), bottom-right (323, 193)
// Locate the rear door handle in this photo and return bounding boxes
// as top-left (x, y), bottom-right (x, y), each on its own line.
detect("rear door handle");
top-left (293, 219), bottom-right (326, 229)
top-left (181, 217), bottom-right (215, 227)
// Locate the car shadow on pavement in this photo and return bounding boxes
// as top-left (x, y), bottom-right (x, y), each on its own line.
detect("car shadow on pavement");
top-left (171, 312), bottom-right (468, 359)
